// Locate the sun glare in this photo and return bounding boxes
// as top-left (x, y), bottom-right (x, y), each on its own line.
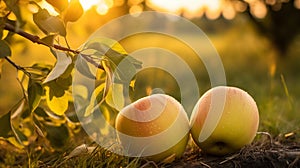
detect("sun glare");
top-left (36, 0), bottom-right (112, 15)
top-left (147, 0), bottom-right (222, 18)
top-left (79, 0), bottom-right (113, 15)
top-left (79, 0), bottom-right (100, 10)
top-left (38, 0), bottom-right (273, 19)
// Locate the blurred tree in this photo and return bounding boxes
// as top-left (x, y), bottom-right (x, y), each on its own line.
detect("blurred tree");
top-left (143, 0), bottom-right (300, 58)
top-left (242, 0), bottom-right (300, 58)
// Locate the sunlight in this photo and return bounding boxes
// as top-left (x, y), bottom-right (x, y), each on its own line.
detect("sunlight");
top-left (40, 0), bottom-right (112, 15)
top-left (38, 0), bottom-right (274, 20)
top-left (36, 1), bottom-right (59, 15)
top-left (79, 0), bottom-right (113, 15)
top-left (79, 0), bottom-right (100, 10)
top-left (147, 0), bottom-right (222, 18)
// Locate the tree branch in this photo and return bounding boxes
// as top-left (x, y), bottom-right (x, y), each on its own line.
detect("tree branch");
top-left (5, 57), bottom-right (31, 76)
top-left (3, 23), bottom-right (104, 70)
top-left (4, 23), bottom-right (80, 54)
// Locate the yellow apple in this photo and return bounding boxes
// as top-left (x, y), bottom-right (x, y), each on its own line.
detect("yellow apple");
top-left (190, 86), bottom-right (259, 156)
top-left (115, 94), bottom-right (189, 162)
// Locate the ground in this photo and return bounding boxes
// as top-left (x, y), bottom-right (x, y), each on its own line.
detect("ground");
top-left (1, 131), bottom-right (299, 167)
top-left (170, 138), bottom-right (300, 168)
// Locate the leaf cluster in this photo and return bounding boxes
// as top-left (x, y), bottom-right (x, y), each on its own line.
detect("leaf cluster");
top-left (0, 0), bottom-right (142, 154)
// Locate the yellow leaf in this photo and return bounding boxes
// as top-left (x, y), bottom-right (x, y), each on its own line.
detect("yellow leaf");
top-left (84, 83), bottom-right (105, 117)
top-left (64, 0), bottom-right (83, 22)
top-left (6, 137), bottom-right (24, 149)
top-left (45, 86), bottom-right (68, 115)
top-left (106, 83), bottom-right (124, 111)
top-left (46, 0), bottom-right (69, 12)
top-left (73, 85), bottom-right (88, 99)
top-left (99, 105), bottom-right (111, 135)
top-left (83, 38), bottom-right (128, 55)
top-left (105, 39), bottom-right (128, 55)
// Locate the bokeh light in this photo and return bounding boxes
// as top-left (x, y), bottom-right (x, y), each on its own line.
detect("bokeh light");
top-left (39, 0), bottom-right (299, 20)
top-left (79, 0), bottom-right (113, 15)
top-left (79, 0), bottom-right (100, 10)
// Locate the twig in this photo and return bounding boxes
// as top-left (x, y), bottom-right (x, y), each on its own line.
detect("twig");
top-left (140, 160), bottom-right (158, 168)
top-left (4, 23), bottom-right (79, 54)
top-left (81, 53), bottom-right (103, 69)
top-left (269, 150), bottom-right (300, 157)
top-left (257, 131), bottom-right (273, 144)
top-left (219, 153), bottom-right (240, 165)
top-left (4, 57), bottom-right (22, 70)
top-left (289, 156), bottom-right (300, 168)
top-left (4, 57), bottom-right (31, 76)
top-left (3, 23), bottom-right (104, 70)
top-left (199, 161), bottom-right (211, 168)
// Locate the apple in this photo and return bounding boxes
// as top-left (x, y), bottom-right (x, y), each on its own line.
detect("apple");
top-left (190, 86), bottom-right (259, 156)
top-left (115, 94), bottom-right (190, 162)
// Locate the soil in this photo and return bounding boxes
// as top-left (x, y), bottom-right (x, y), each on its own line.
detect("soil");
top-left (166, 135), bottom-right (300, 168)
top-left (1, 132), bottom-right (299, 167)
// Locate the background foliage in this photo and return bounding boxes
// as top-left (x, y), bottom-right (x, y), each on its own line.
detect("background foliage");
top-left (0, 0), bottom-right (141, 151)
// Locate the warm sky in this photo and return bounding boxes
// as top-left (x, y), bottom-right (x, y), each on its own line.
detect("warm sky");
top-left (79, 0), bottom-right (224, 19)
top-left (41, 0), bottom-right (276, 20)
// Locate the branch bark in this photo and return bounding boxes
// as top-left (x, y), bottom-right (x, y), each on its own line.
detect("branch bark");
top-left (3, 23), bottom-right (104, 70)
top-left (4, 57), bottom-right (31, 76)
top-left (4, 23), bottom-right (79, 54)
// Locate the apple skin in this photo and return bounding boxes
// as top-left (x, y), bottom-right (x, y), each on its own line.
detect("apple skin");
top-left (115, 94), bottom-right (189, 162)
top-left (190, 86), bottom-right (259, 156)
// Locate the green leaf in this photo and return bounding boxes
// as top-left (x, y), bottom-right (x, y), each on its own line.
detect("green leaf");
top-left (126, 55), bottom-right (143, 69)
top-left (11, 125), bottom-right (28, 146)
top-left (34, 107), bottom-right (48, 118)
top-left (46, 81), bottom-right (66, 99)
top-left (0, 112), bottom-right (12, 138)
top-left (31, 63), bottom-right (53, 72)
top-left (33, 9), bottom-right (66, 36)
top-left (83, 38), bottom-right (142, 83)
top-left (44, 124), bottom-right (69, 148)
top-left (72, 85), bottom-right (90, 117)
top-left (4, 0), bottom-right (23, 25)
top-left (44, 75), bottom-right (72, 100)
top-left (33, 119), bottom-right (46, 138)
top-left (102, 60), bottom-right (112, 101)
top-left (84, 83), bottom-right (105, 117)
top-left (0, 100), bottom-right (29, 148)
top-left (26, 63), bottom-right (52, 80)
top-left (43, 50), bottom-right (72, 83)
top-left (111, 55), bottom-right (139, 83)
top-left (0, 40), bottom-right (11, 58)
top-left (98, 104), bottom-right (112, 135)
top-left (59, 62), bottom-right (74, 79)
top-left (45, 86), bottom-right (69, 115)
top-left (0, 111), bottom-right (27, 147)
top-left (75, 54), bottom-right (96, 79)
top-left (28, 82), bottom-right (43, 112)
top-left (83, 38), bottom-right (127, 55)
top-left (56, 75), bottom-right (72, 89)
top-left (106, 83), bottom-right (124, 111)
top-left (33, 108), bottom-right (46, 137)
top-left (73, 85), bottom-right (88, 100)
top-left (40, 35), bottom-right (57, 47)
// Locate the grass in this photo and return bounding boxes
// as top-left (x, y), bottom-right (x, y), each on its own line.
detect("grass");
top-left (1, 16), bottom-right (300, 167)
